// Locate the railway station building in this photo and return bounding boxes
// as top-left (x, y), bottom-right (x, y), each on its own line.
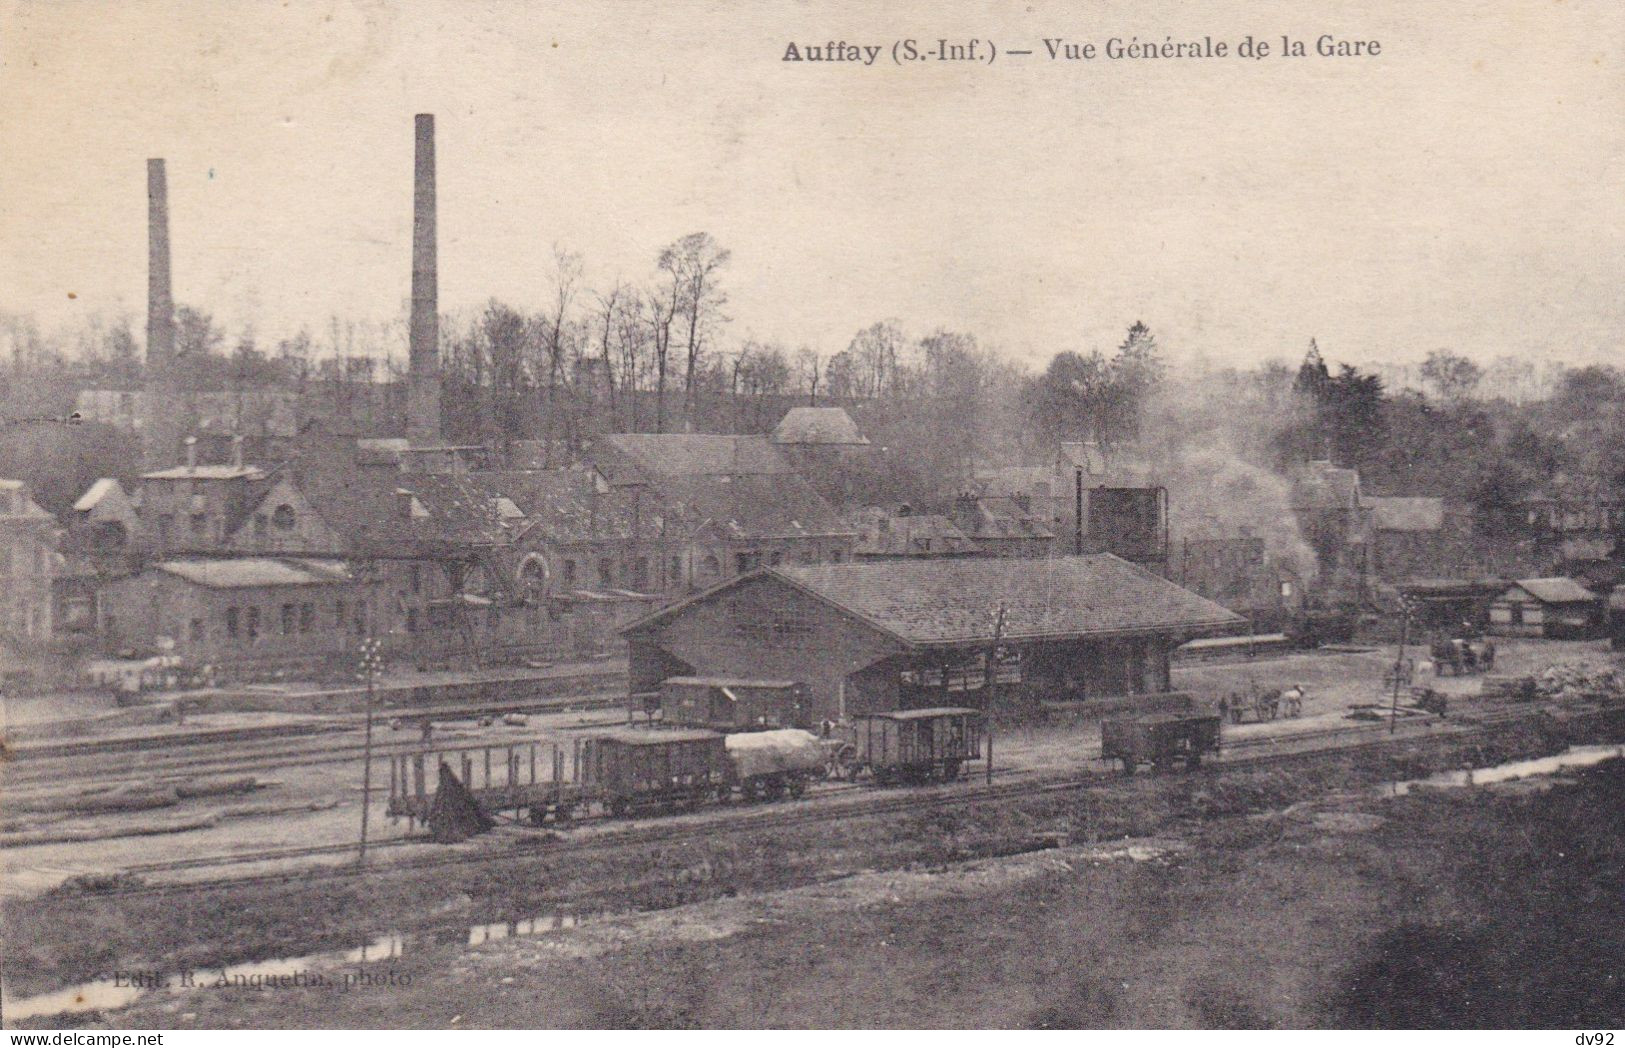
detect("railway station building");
top-left (622, 554), bottom-right (1244, 723)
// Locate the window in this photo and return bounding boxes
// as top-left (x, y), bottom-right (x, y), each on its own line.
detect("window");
top-left (631, 556), bottom-right (648, 590)
top-left (189, 618), bottom-right (204, 644)
top-left (190, 513), bottom-right (207, 537)
top-left (281, 603), bottom-right (296, 635)
top-left (246, 606), bottom-right (260, 641)
top-left (700, 554), bottom-right (720, 580)
top-left (158, 514), bottom-right (174, 546)
top-left (735, 551), bottom-right (760, 574)
top-left (271, 504), bottom-right (296, 530)
top-left (829, 549), bottom-right (846, 563)
top-left (769, 551), bottom-right (783, 567)
top-left (561, 559), bottom-right (577, 585)
top-left (669, 555), bottom-right (682, 582)
top-left (406, 608), bottom-right (418, 634)
top-left (335, 599), bottom-right (347, 629)
top-left (253, 514), bottom-right (268, 538)
top-left (598, 558), bottom-right (614, 587)
top-left (226, 606), bottom-right (239, 639)
top-left (299, 603), bottom-right (314, 633)
top-left (410, 565), bottom-right (422, 594)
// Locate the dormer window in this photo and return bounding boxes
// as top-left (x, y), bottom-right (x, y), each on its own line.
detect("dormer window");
top-left (271, 504), bottom-right (296, 531)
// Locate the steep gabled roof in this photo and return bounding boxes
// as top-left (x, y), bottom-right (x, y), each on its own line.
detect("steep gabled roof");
top-left (1291, 462), bottom-right (1363, 511)
top-left (852, 511), bottom-right (981, 557)
top-left (394, 473), bottom-right (519, 546)
top-left (955, 496), bottom-right (1057, 542)
top-left (1508, 577), bottom-right (1598, 605)
top-left (486, 469), bottom-right (674, 544)
top-left (626, 554), bottom-right (1242, 647)
top-left (665, 471), bottom-right (853, 541)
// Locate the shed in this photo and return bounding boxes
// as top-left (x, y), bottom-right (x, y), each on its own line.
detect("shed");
top-left (1489, 577), bottom-right (1602, 639)
top-left (622, 554), bottom-right (1243, 723)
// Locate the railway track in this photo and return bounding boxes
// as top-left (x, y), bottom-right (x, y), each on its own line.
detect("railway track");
top-left (77, 695), bottom-right (1619, 899)
top-left (2, 691), bottom-right (629, 793)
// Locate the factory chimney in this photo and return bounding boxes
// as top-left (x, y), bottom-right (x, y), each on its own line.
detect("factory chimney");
top-left (143, 159), bottom-right (180, 470)
top-left (406, 114), bottom-right (442, 446)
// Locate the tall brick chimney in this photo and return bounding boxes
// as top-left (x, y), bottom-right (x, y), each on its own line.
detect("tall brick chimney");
top-left (143, 158), bottom-right (180, 469)
top-left (407, 114), bottom-right (441, 446)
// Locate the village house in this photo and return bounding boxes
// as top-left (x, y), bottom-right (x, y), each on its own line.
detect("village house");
top-left (0, 478), bottom-right (58, 644)
top-left (1488, 577), bottom-right (1604, 640)
top-left (98, 558), bottom-right (363, 672)
top-left (1290, 460), bottom-right (1371, 591)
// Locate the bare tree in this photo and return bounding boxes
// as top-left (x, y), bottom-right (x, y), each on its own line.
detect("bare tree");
top-left (657, 232), bottom-right (730, 428)
top-left (846, 321), bottom-right (905, 398)
top-left (647, 269), bottom-right (681, 432)
top-left (795, 346), bottom-right (822, 405)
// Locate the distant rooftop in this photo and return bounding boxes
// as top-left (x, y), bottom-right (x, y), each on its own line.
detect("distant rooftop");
top-left (141, 464), bottom-right (266, 481)
top-left (156, 558), bottom-right (352, 589)
top-left (771, 407), bottom-right (869, 446)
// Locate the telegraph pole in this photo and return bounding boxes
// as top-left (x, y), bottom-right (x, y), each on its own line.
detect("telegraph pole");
top-left (1389, 597), bottom-right (1410, 735)
top-left (986, 602), bottom-right (1007, 784)
top-left (357, 634), bottom-right (384, 863)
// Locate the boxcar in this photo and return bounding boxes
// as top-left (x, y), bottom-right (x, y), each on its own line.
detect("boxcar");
top-left (838, 707), bottom-right (984, 784)
top-left (658, 676), bottom-right (810, 731)
top-left (1101, 712), bottom-right (1220, 775)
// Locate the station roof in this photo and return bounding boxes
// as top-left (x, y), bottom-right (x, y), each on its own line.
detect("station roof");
top-left (663, 676), bottom-right (800, 689)
top-left (626, 554), bottom-right (1243, 648)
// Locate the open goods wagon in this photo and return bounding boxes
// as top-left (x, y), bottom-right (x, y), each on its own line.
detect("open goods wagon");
top-left (1101, 711), bottom-right (1220, 774)
top-left (829, 707), bottom-right (985, 784)
top-left (386, 726), bottom-right (828, 826)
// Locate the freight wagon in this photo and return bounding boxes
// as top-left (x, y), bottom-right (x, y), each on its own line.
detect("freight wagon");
top-left (657, 676), bottom-right (810, 731)
top-left (828, 707), bottom-right (985, 784)
top-left (386, 726), bottom-right (828, 826)
top-left (1100, 711), bottom-right (1220, 774)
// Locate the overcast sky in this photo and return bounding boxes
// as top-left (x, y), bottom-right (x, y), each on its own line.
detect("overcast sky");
top-left (3, 0), bottom-right (1621, 372)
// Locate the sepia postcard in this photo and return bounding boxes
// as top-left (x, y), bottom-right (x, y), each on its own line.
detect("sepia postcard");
top-left (2, 0), bottom-right (1622, 1035)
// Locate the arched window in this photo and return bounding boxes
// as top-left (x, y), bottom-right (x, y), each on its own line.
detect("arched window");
top-left (700, 554), bottom-right (721, 581)
top-left (271, 504), bottom-right (296, 531)
top-left (516, 554), bottom-right (549, 600)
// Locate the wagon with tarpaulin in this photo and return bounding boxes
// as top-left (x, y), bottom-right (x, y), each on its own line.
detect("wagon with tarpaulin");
top-left (829, 706), bottom-right (985, 784)
top-left (1101, 711), bottom-right (1221, 774)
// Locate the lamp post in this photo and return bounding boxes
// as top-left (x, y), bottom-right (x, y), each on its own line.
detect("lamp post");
top-left (357, 634), bottom-right (385, 863)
